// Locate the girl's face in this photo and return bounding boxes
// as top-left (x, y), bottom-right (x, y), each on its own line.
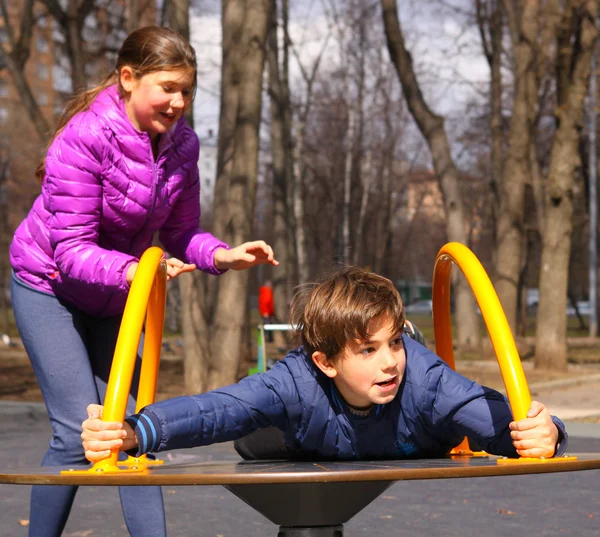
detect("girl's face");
top-left (312, 315), bottom-right (406, 409)
top-left (121, 67), bottom-right (195, 139)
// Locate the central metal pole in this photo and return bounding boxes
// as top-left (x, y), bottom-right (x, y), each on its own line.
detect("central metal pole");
top-left (278, 526), bottom-right (343, 537)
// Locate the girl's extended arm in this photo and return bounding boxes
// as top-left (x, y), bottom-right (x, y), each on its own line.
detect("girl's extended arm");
top-left (158, 149), bottom-right (230, 275)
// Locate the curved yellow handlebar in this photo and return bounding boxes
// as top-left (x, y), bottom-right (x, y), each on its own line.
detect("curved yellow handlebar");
top-left (63, 247), bottom-right (167, 475)
top-left (432, 243), bottom-right (578, 463)
top-left (432, 242), bottom-right (532, 421)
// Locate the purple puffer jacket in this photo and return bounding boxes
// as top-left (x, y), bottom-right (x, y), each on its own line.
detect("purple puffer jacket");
top-left (10, 85), bottom-right (229, 317)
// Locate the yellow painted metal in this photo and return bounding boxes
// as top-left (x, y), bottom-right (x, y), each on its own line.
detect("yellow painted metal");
top-left (497, 455), bottom-right (578, 464)
top-left (432, 242), bottom-right (531, 422)
top-left (61, 247), bottom-right (167, 475)
top-left (136, 257), bottom-right (167, 412)
top-left (120, 454), bottom-right (163, 467)
top-left (432, 242), bottom-right (571, 463)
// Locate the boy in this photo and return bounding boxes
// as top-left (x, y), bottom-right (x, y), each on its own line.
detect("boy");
top-left (82, 268), bottom-right (565, 462)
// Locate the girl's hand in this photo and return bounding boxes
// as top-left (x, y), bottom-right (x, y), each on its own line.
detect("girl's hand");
top-left (509, 401), bottom-right (559, 458)
top-left (126, 258), bottom-right (195, 285)
top-left (214, 241), bottom-right (279, 271)
top-left (81, 404), bottom-right (135, 462)
top-left (126, 262), bottom-right (139, 285)
top-left (165, 257), bottom-right (196, 280)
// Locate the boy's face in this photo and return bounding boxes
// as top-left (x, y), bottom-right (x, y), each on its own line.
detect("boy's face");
top-left (312, 315), bottom-right (406, 409)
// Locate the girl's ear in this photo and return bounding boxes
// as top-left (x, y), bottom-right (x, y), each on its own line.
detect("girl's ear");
top-left (120, 66), bottom-right (136, 93)
top-left (312, 351), bottom-right (337, 379)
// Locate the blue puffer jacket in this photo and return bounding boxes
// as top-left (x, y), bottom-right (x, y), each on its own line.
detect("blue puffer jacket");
top-left (129, 337), bottom-right (568, 460)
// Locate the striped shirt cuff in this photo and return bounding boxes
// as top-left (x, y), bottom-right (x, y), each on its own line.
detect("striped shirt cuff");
top-left (125, 410), bottom-right (161, 456)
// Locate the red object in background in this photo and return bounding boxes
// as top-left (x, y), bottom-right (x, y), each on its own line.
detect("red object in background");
top-left (258, 284), bottom-right (275, 318)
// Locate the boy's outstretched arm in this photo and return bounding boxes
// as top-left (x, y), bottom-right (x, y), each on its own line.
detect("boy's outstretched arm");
top-left (509, 401), bottom-right (560, 458)
top-left (81, 360), bottom-right (298, 462)
top-left (81, 404), bottom-right (136, 461)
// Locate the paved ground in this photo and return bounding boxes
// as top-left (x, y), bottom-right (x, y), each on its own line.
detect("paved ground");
top-left (2, 339), bottom-right (600, 537)
top-left (0, 399), bottom-right (599, 537)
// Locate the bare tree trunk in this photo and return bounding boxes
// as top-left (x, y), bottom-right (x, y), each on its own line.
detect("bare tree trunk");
top-left (179, 272), bottom-right (211, 391)
top-left (476, 0), bottom-right (503, 223)
top-left (160, 0), bottom-right (208, 392)
top-left (373, 163), bottom-right (392, 274)
top-left (373, 83), bottom-right (403, 274)
top-left (293, 123), bottom-right (309, 283)
top-left (354, 150), bottom-right (373, 266)
top-left (0, 0), bottom-right (50, 142)
top-left (41, 0), bottom-right (97, 93)
top-left (267, 0), bottom-right (298, 320)
top-left (64, 1), bottom-right (88, 93)
top-left (530, 142), bottom-right (545, 235)
top-left (164, 0), bottom-right (190, 40)
top-left (163, 0), bottom-right (193, 126)
top-left (287, 23), bottom-right (330, 283)
top-left (342, 109), bottom-right (355, 264)
top-left (0, 147), bottom-right (10, 335)
top-left (535, 0), bottom-right (598, 371)
top-left (2, 55), bottom-right (50, 142)
top-left (181, 0), bottom-right (272, 392)
top-left (489, 2), bottom-right (504, 206)
top-left (493, 0), bottom-right (539, 332)
top-left (128, 0), bottom-right (141, 31)
top-left (381, 0), bottom-right (480, 351)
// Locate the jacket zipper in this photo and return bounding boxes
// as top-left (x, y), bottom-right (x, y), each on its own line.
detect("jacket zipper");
top-left (128, 140), bottom-right (167, 252)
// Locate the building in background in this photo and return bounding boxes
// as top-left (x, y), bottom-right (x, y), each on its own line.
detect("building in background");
top-left (0, 2), bottom-right (156, 332)
top-left (0, 1), bottom-right (157, 220)
top-left (197, 128), bottom-right (218, 213)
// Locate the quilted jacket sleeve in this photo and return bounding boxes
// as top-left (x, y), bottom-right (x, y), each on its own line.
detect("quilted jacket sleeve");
top-left (423, 364), bottom-right (568, 457)
top-left (159, 142), bottom-right (229, 276)
top-left (43, 123), bottom-right (136, 293)
top-left (125, 361), bottom-right (301, 455)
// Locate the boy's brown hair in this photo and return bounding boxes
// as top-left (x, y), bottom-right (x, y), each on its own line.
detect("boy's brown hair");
top-left (290, 267), bottom-right (405, 358)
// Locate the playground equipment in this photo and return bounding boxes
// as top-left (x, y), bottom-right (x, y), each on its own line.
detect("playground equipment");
top-left (1, 242), bottom-right (599, 537)
top-left (250, 323), bottom-right (296, 375)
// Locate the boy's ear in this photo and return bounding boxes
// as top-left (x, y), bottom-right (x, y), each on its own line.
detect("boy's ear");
top-left (312, 351), bottom-right (337, 378)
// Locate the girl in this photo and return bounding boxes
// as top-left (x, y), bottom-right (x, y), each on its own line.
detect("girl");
top-left (9, 26), bottom-right (277, 537)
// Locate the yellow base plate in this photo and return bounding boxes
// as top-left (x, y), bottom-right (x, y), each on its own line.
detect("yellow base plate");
top-left (60, 465), bottom-right (148, 475)
top-left (120, 456), bottom-right (164, 467)
top-left (497, 455), bottom-right (578, 465)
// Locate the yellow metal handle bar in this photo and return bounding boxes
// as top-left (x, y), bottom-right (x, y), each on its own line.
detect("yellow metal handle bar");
top-left (64, 247), bottom-right (167, 475)
top-left (432, 242), bottom-right (531, 422)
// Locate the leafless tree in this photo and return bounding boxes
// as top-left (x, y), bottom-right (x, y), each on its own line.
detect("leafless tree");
top-left (41, 0), bottom-right (98, 93)
top-left (181, 0), bottom-right (273, 392)
top-left (0, 0), bottom-right (50, 142)
top-left (535, 0), bottom-right (598, 371)
top-left (476, 0), bottom-right (503, 210)
top-left (489, 1), bottom-right (559, 332)
top-left (381, 0), bottom-right (482, 352)
top-left (266, 0), bottom-right (298, 316)
top-left (0, 141), bottom-right (11, 335)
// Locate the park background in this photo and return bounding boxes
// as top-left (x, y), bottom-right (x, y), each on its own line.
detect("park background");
top-left (0, 0), bottom-right (599, 397)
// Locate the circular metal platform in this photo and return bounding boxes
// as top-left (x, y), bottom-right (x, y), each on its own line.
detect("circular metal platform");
top-left (3, 454), bottom-right (599, 536)
top-left (1, 453), bottom-right (599, 486)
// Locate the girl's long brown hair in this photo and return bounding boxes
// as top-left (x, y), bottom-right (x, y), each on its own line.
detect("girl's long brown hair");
top-left (35, 26), bottom-right (197, 182)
